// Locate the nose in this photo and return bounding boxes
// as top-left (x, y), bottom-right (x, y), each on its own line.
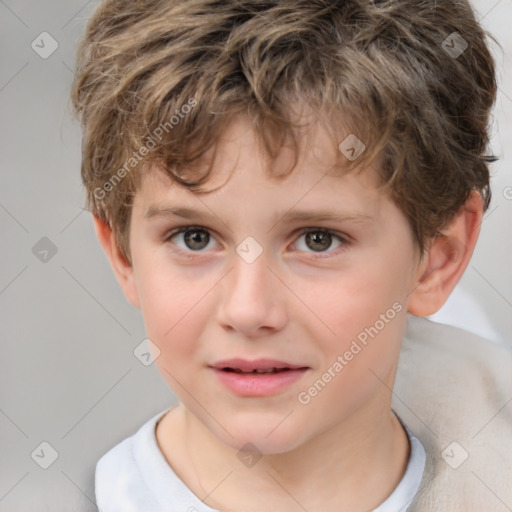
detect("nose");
top-left (216, 251), bottom-right (288, 337)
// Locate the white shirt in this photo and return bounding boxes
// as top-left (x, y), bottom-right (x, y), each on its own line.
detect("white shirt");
top-left (95, 408), bottom-right (426, 512)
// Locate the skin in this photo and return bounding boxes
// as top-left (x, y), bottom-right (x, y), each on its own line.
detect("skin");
top-left (95, 114), bottom-right (483, 511)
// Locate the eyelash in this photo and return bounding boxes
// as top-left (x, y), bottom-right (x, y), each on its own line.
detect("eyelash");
top-left (163, 225), bottom-right (351, 260)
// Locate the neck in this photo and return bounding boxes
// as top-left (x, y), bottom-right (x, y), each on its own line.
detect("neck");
top-left (179, 394), bottom-right (410, 511)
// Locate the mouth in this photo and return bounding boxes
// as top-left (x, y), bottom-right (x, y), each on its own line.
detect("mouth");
top-left (209, 358), bottom-right (310, 396)
top-left (210, 358), bottom-right (309, 373)
top-left (220, 367), bottom-right (305, 374)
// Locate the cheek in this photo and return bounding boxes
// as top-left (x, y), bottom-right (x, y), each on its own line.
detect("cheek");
top-left (294, 277), bottom-right (407, 425)
top-left (135, 262), bottom-right (210, 360)
top-left (306, 262), bottom-right (409, 381)
top-left (312, 266), bottom-right (404, 338)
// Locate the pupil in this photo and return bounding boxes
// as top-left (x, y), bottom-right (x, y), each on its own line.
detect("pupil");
top-left (185, 229), bottom-right (209, 250)
top-left (306, 231), bottom-right (331, 251)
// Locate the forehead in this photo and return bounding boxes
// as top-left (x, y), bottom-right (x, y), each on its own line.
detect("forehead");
top-left (133, 115), bottom-right (387, 219)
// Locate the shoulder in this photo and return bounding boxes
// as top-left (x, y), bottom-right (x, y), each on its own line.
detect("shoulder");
top-left (395, 314), bottom-right (512, 433)
top-left (397, 314), bottom-right (512, 396)
top-left (394, 315), bottom-right (512, 512)
top-left (401, 313), bottom-right (512, 361)
top-left (95, 411), bottom-right (168, 512)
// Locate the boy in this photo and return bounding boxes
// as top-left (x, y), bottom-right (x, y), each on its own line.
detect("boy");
top-left (70, 0), bottom-right (512, 510)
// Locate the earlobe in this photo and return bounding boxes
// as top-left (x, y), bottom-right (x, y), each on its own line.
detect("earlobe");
top-left (407, 191), bottom-right (484, 317)
top-left (92, 215), bottom-right (141, 309)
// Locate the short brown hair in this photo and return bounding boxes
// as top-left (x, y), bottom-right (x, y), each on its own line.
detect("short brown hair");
top-left (70, 0), bottom-right (499, 262)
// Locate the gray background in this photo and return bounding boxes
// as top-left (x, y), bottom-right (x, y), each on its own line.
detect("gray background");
top-left (0, 0), bottom-right (510, 510)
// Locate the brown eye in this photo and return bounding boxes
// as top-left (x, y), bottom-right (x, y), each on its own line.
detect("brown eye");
top-left (304, 231), bottom-right (333, 252)
top-left (183, 228), bottom-right (210, 250)
top-left (167, 227), bottom-right (215, 252)
top-left (292, 228), bottom-right (347, 258)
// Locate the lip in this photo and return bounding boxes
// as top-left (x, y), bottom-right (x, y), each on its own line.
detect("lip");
top-left (210, 358), bottom-right (307, 372)
top-left (209, 358), bottom-right (310, 397)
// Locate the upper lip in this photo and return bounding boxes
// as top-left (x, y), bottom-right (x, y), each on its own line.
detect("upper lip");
top-left (209, 358), bottom-right (309, 372)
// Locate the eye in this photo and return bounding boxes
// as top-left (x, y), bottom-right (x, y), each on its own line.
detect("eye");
top-left (292, 228), bottom-right (348, 258)
top-left (166, 226), bottom-right (218, 253)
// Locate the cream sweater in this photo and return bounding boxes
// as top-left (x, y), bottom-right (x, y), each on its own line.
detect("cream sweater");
top-left (395, 315), bottom-right (512, 512)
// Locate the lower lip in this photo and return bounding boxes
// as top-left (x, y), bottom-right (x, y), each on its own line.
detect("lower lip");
top-left (211, 368), bottom-right (308, 397)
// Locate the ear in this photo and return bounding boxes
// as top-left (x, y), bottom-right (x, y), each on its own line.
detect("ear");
top-left (92, 215), bottom-right (141, 309)
top-left (407, 190), bottom-right (484, 317)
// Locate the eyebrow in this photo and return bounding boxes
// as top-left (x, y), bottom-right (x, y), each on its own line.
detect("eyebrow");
top-left (144, 205), bottom-right (375, 225)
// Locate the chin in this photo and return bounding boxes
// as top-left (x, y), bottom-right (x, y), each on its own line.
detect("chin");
top-left (212, 416), bottom-right (309, 455)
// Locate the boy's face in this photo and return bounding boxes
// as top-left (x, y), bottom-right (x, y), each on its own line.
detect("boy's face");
top-left (126, 116), bottom-right (421, 453)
